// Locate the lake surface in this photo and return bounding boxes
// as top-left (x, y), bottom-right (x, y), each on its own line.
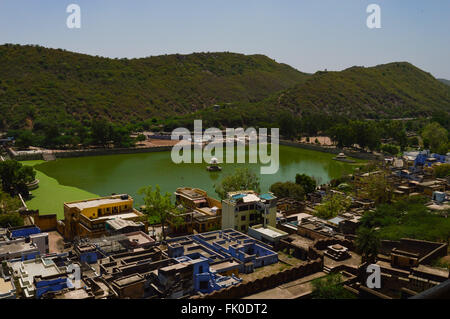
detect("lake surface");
top-left (23, 145), bottom-right (363, 219)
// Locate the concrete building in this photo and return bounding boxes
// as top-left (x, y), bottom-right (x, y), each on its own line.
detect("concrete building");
top-left (167, 229), bottom-right (278, 274)
top-left (0, 277), bottom-right (16, 299)
top-left (169, 187), bottom-right (222, 234)
top-left (7, 256), bottom-right (69, 298)
top-left (248, 225), bottom-right (288, 247)
top-left (61, 194), bottom-right (147, 241)
top-left (0, 241), bottom-right (40, 262)
top-left (0, 225), bottom-right (49, 261)
top-left (221, 191), bottom-right (277, 233)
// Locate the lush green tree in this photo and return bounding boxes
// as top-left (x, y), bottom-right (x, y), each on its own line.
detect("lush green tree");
top-left (408, 136), bottom-right (419, 147)
top-left (355, 227), bottom-right (381, 264)
top-left (0, 190), bottom-right (22, 214)
top-left (0, 212), bottom-right (23, 228)
top-left (15, 130), bottom-right (34, 149)
top-left (136, 134), bottom-right (146, 142)
top-left (311, 273), bottom-right (356, 299)
top-left (434, 163), bottom-right (450, 178)
top-left (278, 112), bottom-right (298, 139)
top-left (295, 174), bottom-right (317, 194)
top-left (138, 185), bottom-right (174, 241)
top-left (270, 181), bottom-right (305, 201)
top-left (360, 197), bottom-right (450, 242)
top-left (0, 160), bottom-right (36, 195)
top-left (214, 167), bottom-right (261, 200)
top-left (91, 119), bottom-right (112, 146)
top-left (315, 193), bottom-right (351, 220)
top-left (360, 171), bottom-right (392, 205)
top-left (380, 144), bottom-right (400, 156)
top-left (329, 124), bottom-right (354, 148)
top-left (422, 122), bottom-right (448, 154)
top-left (110, 125), bottom-right (133, 148)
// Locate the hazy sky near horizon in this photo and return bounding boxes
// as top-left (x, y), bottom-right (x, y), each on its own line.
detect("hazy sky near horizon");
top-left (1, 0), bottom-right (449, 78)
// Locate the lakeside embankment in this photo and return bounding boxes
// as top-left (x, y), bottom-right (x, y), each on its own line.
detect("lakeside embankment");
top-left (10, 138), bottom-right (379, 162)
top-left (9, 145), bottom-right (173, 161)
top-left (279, 140), bottom-right (382, 161)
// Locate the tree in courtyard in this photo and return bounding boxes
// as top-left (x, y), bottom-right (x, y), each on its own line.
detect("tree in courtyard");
top-left (315, 193), bottom-right (351, 220)
top-left (138, 185), bottom-right (176, 242)
top-left (214, 167), bottom-right (261, 200)
top-left (422, 122), bottom-right (449, 154)
top-left (360, 171), bottom-right (392, 205)
top-left (269, 181), bottom-right (305, 201)
top-left (355, 227), bottom-right (381, 264)
top-left (295, 173), bottom-right (317, 194)
top-left (434, 163), bottom-right (450, 178)
top-left (0, 160), bottom-right (36, 196)
top-left (311, 273), bottom-right (356, 299)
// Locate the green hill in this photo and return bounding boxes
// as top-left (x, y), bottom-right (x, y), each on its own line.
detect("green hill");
top-left (254, 63), bottom-right (450, 119)
top-left (438, 78), bottom-right (450, 86)
top-left (1, 45), bottom-right (449, 130)
top-left (0, 44), bottom-right (308, 129)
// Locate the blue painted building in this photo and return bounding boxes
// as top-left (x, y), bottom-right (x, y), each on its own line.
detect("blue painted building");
top-left (174, 255), bottom-right (242, 294)
top-left (167, 229), bottom-right (278, 275)
top-left (8, 225), bottom-right (41, 239)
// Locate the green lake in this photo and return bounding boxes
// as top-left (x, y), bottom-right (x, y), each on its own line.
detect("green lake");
top-left (22, 145), bottom-right (363, 219)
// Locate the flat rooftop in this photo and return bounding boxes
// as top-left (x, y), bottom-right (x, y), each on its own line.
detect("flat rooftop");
top-left (65, 195), bottom-right (132, 210)
top-left (125, 232), bottom-right (155, 245)
top-left (0, 277), bottom-right (14, 295)
top-left (251, 227), bottom-right (287, 239)
top-left (244, 271), bottom-right (327, 299)
top-left (176, 188), bottom-right (206, 200)
top-left (0, 242), bottom-right (36, 256)
top-left (94, 211), bottom-right (141, 221)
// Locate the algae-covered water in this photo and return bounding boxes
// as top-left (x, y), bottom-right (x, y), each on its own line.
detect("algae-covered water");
top-left (22, 146), bottom-right (363, 219)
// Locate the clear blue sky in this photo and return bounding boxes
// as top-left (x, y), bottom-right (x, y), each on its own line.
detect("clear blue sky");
top-left (1, 0), bottom-right (449, 78)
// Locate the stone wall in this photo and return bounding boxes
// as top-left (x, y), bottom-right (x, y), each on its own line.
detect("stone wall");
top-left (192, 258), bottom-right (323, 299)
top-left (34, 214), bottom-right (58, 232)
top-left (10, 146), bottom-right (173, 161)
top-left (279, 140), bottom-right (382, 161)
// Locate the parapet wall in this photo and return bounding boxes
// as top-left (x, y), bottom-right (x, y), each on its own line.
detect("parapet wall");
top-left (192, 258), bottom-right (323, 299)
top-left (380, 238), bottom-right (448, 264)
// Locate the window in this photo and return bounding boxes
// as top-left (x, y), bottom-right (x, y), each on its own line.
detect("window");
top-left (249, 214), bottom-right (255, 221)
top-left (97, 208), bottom-right (102, 216)
top-left (199, 281), bottom-right (208, 290)
top-left (199, 266), bottom-right (204, 273)
top-left (241, 225), bottom-right (246, 232)
top-left (241, 215), bottom-right (246, 221)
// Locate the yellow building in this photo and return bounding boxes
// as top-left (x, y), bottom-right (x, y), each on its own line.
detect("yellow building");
top-left (61, 194), bottom-right (146, 241)
top-left (221, 191), bottom-right (277, 233)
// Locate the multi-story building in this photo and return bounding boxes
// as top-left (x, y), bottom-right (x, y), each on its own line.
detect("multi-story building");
top-left (0, 225), bottom-right (49, 261)
top-left (221, 191), bottom-right (277, 233)
top-left (169, 187), bottom-right (222, 234)
top-left (61, 194), bottom-right (147, 241)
